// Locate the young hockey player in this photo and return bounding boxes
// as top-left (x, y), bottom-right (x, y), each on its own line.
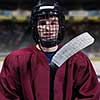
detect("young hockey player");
top-left (0, 1), bottom-right (100, 100)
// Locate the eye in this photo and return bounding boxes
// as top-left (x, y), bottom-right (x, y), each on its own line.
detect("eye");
top-left (51, 20), bottom-right (58, 25)
top-left (38, 21), bottom-right (46, 25)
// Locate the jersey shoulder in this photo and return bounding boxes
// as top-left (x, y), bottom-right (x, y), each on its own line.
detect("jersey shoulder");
top-left (69, 51), bottom-right (90, 66)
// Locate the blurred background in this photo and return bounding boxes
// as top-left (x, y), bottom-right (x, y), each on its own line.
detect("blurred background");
top-left (0, 0), bottom-right (100, 81)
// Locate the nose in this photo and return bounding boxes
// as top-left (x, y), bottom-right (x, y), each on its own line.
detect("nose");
top-left (45, 25), bottom-right (50, 31)
top-left (45, 21), bottom-right (51, 31)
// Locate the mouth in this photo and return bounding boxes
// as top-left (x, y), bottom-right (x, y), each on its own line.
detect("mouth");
top-left (42, 32), bottom-right (54, 35)
top-left (41, 36), bottom-right (57, 40)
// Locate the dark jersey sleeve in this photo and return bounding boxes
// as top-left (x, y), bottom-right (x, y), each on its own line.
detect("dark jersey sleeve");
top-left (0, 54), bottom-right (22, 100)
top-left (72, 53), bottom-right (100, 100)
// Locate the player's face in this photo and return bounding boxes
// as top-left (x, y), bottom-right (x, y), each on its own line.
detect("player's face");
top-left (37, 16), bottom-right (59, 41)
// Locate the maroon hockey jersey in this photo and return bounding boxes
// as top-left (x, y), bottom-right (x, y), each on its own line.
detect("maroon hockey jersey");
top-left (0, 46), bottom-right (100, 100)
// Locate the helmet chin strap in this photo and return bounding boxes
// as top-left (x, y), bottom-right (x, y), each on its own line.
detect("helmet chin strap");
top-left (37, 40), bottom-right (58, 53)
top-left (39, 38), bottom-right (59, 48)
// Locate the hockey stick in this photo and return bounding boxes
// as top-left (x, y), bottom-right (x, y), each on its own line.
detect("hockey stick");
top-left (51, 32), bottom-right (95, 67)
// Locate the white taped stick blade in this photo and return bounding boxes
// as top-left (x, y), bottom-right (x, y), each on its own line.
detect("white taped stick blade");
top-left (51, 32), bottom-right (95, 67)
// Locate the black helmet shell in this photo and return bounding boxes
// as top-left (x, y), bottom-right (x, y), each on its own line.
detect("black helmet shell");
top-left (31, 1), bottom-right (66, 47)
